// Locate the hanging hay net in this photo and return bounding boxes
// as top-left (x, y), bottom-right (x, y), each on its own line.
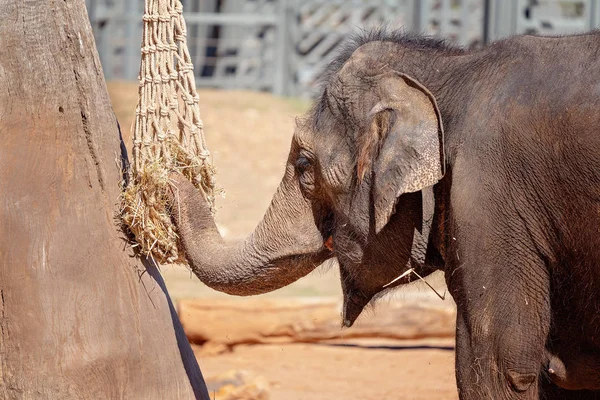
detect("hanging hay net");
top-left (121, 0), bottom-right (217, 264)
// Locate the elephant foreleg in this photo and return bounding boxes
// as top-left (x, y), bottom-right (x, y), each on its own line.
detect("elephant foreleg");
top-left (450, 253), bottom-right (551, 399)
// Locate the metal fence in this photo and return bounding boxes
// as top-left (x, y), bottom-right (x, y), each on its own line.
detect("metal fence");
top-left (86, 0), bottom-right (600, 97)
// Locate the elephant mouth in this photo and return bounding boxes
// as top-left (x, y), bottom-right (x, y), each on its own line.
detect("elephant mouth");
top-left (324, 236), bottom-right (334, 252)
top-left (325, 237), bottom-right (367, 327)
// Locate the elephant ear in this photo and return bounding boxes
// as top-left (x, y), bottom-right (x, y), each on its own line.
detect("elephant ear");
top-left (360, 72), bottom-right (445, 234)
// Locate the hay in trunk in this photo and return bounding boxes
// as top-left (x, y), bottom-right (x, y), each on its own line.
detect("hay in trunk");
top-left (121, 142), bottom-right (216, 264)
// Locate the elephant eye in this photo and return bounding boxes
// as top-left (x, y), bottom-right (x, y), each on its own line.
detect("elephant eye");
top-left (295, 155), bottom-right (312, 175)
top-left (295, 153), bottom-right (317, 198)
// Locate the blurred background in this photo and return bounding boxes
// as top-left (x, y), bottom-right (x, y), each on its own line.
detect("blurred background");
top-left (89, 0), bottom-right (599, 98)
top-left (91, 1), bottom-right (596, 399)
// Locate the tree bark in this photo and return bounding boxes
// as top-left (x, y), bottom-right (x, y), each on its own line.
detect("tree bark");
top-left (0, 1), bottom-right (209, 398)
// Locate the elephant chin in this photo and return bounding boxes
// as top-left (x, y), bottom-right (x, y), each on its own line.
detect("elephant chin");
top-left (340, 264), bottom-right (417, 327)
top-left (340, 272), bottom-right (374, 327)
top-left (342, 290), bottom-right (372, 327)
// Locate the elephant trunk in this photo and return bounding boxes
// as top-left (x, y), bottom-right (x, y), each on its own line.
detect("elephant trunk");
top-left (170, 167), bottom-right (331, 296)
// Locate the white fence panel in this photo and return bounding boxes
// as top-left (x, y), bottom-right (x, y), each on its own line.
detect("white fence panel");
top-left (85, 0), bottom-right (600, 97)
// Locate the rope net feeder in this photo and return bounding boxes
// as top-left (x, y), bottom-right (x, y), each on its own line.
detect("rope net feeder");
top-left (121, 0), bottom-right (217, 264)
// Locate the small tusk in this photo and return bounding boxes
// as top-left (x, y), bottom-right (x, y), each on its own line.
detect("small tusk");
top-left (383, 268), bottom-right (415, 288)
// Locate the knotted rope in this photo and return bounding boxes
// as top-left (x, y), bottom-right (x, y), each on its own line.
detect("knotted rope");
top-left (121, 0), bottom-right (217, 264)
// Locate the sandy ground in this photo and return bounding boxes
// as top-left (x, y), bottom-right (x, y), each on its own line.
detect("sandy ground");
top-left (108, 82), bottom-right (458, 399)
top-left (197, 342), bottom-right (457, 400)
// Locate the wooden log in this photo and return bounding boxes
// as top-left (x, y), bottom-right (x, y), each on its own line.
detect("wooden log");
top-left (178, 298), bottom-right (455, 349)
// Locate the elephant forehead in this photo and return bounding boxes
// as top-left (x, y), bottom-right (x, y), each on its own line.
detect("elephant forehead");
top-left (293, 127), bottom-right (313, 150)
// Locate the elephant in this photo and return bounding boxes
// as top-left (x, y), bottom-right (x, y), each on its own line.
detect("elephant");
top-left (168, 29), bottom-right (600, 399)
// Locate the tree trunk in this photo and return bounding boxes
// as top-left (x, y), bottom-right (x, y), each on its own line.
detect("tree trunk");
top-left (0, 1), bottom-right (209, 398)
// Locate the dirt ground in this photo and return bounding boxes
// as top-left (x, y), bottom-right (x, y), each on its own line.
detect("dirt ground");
top-left (108, 82), bottom-right (458, 400)
top-left (197, 342), bottom-right (457, 400)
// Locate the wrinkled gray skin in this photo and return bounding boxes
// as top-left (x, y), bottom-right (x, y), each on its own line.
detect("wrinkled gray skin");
top-left (170, 30), bottom-right (600, 399)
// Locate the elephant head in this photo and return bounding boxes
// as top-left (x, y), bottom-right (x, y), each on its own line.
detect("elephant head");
top-left (170, 42), bottom-right (445, 326)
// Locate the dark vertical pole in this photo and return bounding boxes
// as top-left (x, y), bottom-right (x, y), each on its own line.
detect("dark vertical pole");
top-left (483, 0), bottom-right (491, 44)
top-left (274, 0), bottom-right (289, 96)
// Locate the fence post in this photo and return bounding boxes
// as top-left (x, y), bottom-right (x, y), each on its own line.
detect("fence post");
top-left (483, 0), bottom-right (491, 44)
top-left (90, 0), bottom-right (114, 79)
top-left (486, 0), bottom-right (519, 42)
top-left (125, 0), bottom-right (139, 81)
top-left (440, 0), bottom-right (450, 37)
top-left (273, 0), bottom-right (290, 96)
top-left (590, 0), bottom-right (600, 29)
top-left (413, 0), bottom-right (429, 33)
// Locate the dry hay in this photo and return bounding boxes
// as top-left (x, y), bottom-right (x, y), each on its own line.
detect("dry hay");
top-left (120, 141), bottom-right (216, 264)
top-left (119, 0), bottom-right (218, 264)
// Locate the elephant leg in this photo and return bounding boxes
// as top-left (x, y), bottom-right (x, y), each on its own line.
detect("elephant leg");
top-left (450, 253), bottom-right (551, 400)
